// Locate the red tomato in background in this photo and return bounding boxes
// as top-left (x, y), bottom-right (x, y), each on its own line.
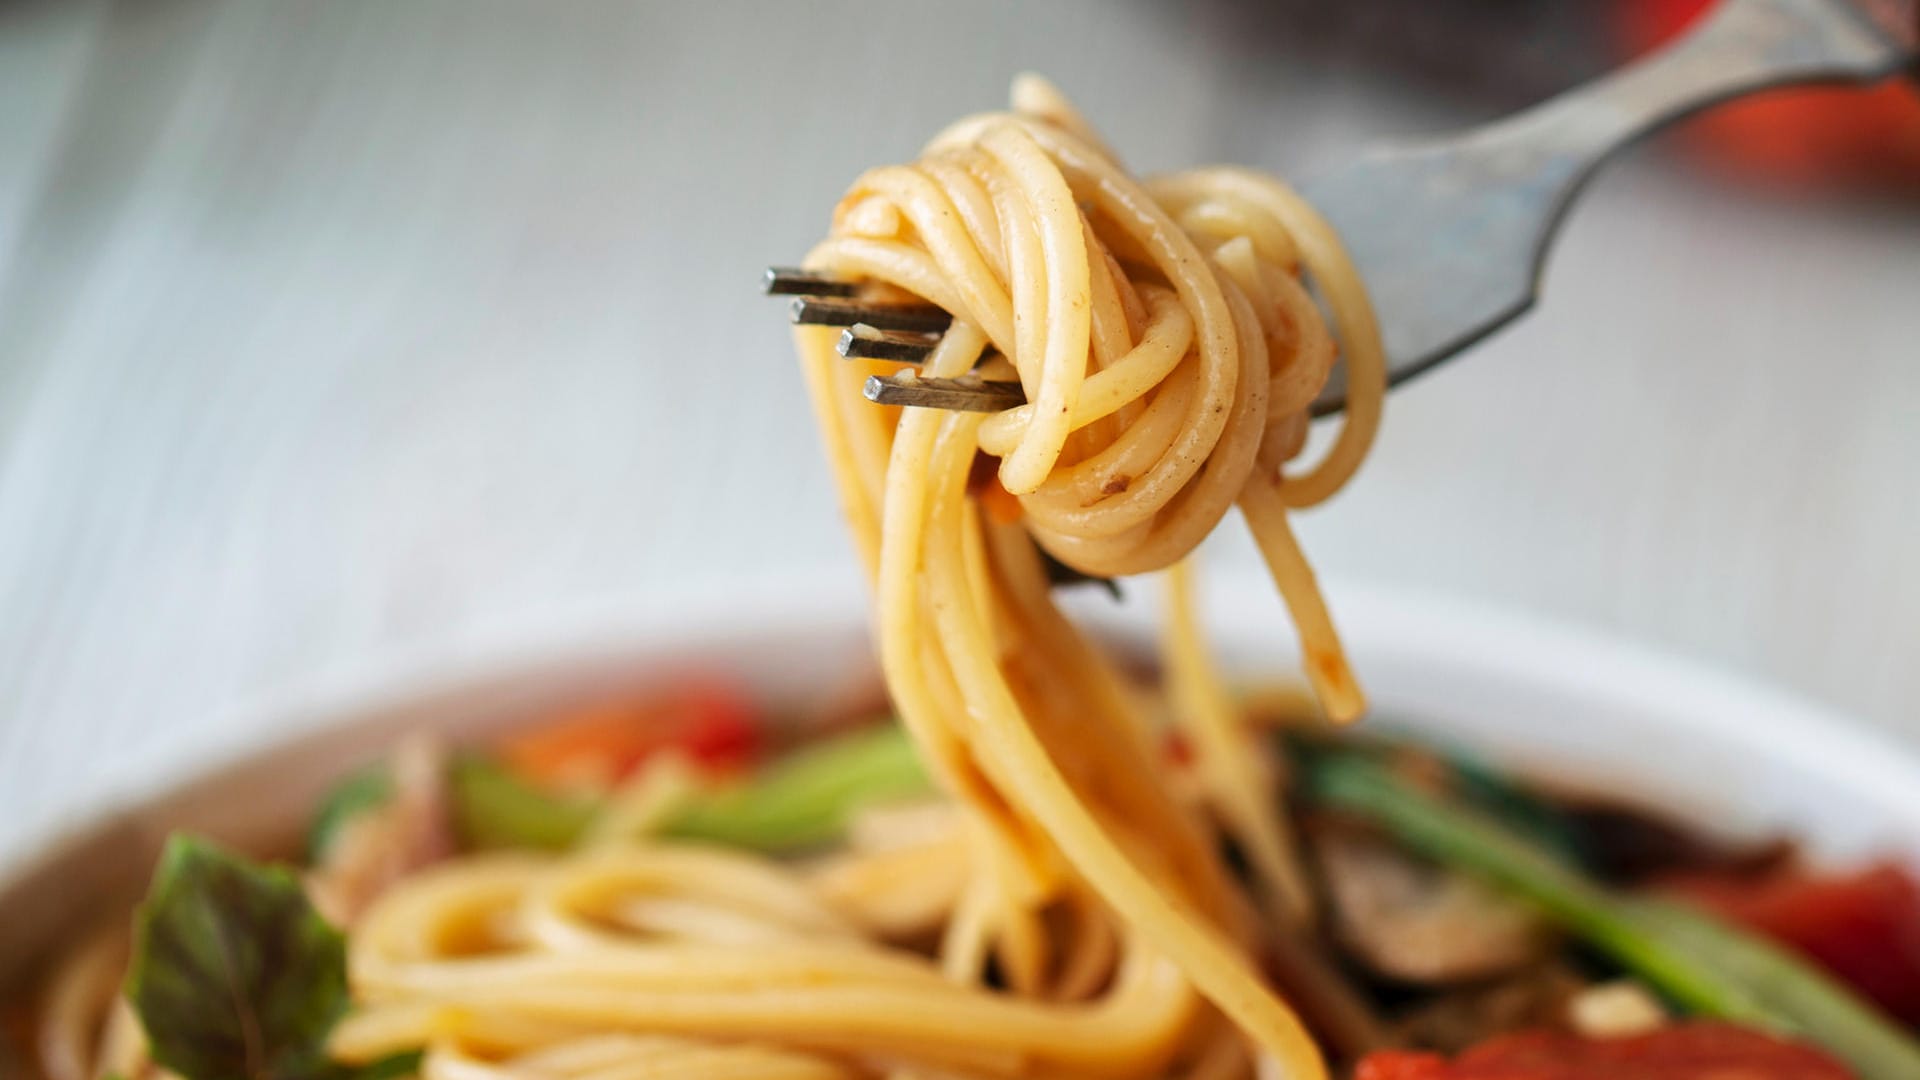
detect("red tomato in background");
top-left (1355, 1024), bottom-right (1853, 1080)
top-left (1665, 863), bottom-right (1920, 1027)
top-left (499, 676), bottom-right (762, 790)
top-left (1615, 0), bottom-right (1920, 189)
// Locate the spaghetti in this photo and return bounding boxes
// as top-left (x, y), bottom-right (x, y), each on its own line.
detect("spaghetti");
top-left (37, 76), bottom-right (1387, 1080)
top-left (786, 75), bottom-right (1385, 1076)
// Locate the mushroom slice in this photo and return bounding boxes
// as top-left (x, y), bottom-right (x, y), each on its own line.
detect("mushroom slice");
top-left (1310, 817), bottom-right (1556, 984)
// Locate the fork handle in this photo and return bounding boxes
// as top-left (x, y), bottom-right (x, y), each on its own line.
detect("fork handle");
top-left (1299, 0), bottom-right (1914, 414)
top-left (1484, 0), bottom-right (1914, 179)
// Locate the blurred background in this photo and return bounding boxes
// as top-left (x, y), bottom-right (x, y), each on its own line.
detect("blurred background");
top-left (1, 0), bottom-right (1916, 866)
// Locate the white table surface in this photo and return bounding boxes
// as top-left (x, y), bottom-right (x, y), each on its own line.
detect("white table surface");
top-left (2, 0), bottom-right (1917, 867)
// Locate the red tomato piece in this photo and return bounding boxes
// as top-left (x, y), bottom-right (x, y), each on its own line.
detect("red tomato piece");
top-left (1355, 1024), bottom-right (1854, 1080)
top-left (499, 676), bottom-right (762, 790)
top-left (1613, 0), bottom-right (1920, 189)
top-left (1666, 863), bottom-right (1920, 1026)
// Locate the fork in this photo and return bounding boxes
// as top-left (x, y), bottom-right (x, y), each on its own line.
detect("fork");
top-left (768, 0), bottom-right (1916, 416)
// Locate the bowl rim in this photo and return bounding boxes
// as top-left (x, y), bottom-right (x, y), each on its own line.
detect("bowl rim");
top-left (5, 571), bottom-right (1917, 985)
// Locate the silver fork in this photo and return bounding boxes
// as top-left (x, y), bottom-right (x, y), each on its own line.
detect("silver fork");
top-left (769, 0), bottom-right (1917, 416)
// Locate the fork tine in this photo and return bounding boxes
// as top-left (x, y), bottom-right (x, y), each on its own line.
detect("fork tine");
top-left (763, 267), bottom-right (859, 297)
top-left (863, 372), bottom-right (1025, 412)
top-left (1039, 549), bottom-right (1123, 599)
top-left (838, 325), bottom-right (940, 363)
top-left (792, 297), bottom-right (953, 334)
top-left (771, 266), bottom-right (997, 405)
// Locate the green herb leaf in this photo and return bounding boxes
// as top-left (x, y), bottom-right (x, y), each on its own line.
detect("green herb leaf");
top-left (124, 835), bottom-right (403, 1080)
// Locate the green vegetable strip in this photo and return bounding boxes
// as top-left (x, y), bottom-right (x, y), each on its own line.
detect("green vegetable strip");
top-left (448, 724), bottom-right (932, 854)
top-left (1624, 897), bottom-right (1920, 1079)
top-left (1304, 751), bottom-right (1920, 1080)
top-left (663, 724), bottom-right (932, 851)
top-left (450, 756), bottom-right (600, 851)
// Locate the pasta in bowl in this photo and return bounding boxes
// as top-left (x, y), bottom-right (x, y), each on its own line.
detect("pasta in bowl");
top-left (4, 583), bottom-right (1920, 1080)
top-left (9, 76), bottom-right (1919, 1080)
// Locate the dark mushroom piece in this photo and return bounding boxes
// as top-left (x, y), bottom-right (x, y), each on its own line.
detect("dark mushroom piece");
top-left (1307, 816), bottom-right (1557, 985)
top-left (1558, 796), bottom-right (1796, 886)
top-left (1390, 965), bottom-right (1589, 1054)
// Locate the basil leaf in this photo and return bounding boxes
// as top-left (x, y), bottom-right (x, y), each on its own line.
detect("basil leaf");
top-left (125, 835), bottom-right (354, 1080)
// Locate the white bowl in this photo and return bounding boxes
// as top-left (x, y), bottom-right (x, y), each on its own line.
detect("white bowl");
top-left (5, 576), bottom-right (1918, 993)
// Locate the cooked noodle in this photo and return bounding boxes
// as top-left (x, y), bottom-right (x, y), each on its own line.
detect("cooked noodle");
top-left (790, 73), bottom-right (1383, 1074)
top-left (39, 76), bottom-right (1385, 1080)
